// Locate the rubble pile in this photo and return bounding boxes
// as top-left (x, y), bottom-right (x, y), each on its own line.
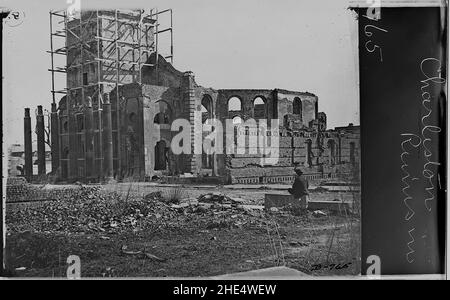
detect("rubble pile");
top-left (6, 189), bottom-right (309, 235)
top-left (7, 186), bottom-right (176, 234)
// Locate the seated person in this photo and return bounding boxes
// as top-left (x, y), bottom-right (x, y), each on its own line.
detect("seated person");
top-left (288, 168), bottom-right (309, 210)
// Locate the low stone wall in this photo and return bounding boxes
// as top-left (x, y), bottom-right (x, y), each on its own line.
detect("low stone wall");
top-left (5, 176), bottom-right (100, 203)
top-left (264, 193), bottom-right (351, 213)
top-left (231, 169), bottom-right (350, 185)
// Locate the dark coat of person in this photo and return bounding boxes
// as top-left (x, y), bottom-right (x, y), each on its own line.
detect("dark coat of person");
top-left (289, 175), bottom-right (309, 198)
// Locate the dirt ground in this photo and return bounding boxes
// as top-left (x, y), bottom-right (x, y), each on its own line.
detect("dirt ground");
top-left (5, 183), bottom-right (360, 278)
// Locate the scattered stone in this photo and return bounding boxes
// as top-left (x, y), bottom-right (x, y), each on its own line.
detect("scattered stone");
top-left (144, 191), bottom-right (162, 201)
top-left (206, 220), bottom-right (230, 229)
top-left (228, 197), bottom-right (245, 204)
top-left (171, 202), bottom-right (190, 210)
top-left (151, 175), bottom-right (161, 181)
top-left (143, 252), bottom-right (166, 262)
top-left (198, 192), bottom-right (227, 203)
top-left (196, 206), bottom-right (208, 214)
top-left (269, 207), bottom-right (279, 213)
top-left (120, 245), bottom-right (142, 256)
top-left (312, 210), bottom-right (327, 218)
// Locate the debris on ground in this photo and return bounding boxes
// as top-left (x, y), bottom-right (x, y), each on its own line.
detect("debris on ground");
top-left (312, 210), bottom-right (327, 218)
top-left (7, 187), bottom-right (313, 236)
top-left (311, 187), bottom-right (329, 192)
top-left (120, 245), bottom-right (166, 262)
top-left (197, 192), bottom-right (245, 205)
top-left (143, 253), bottom-right (166, 262)
top-left (269, 207), bottom-right (279, 213)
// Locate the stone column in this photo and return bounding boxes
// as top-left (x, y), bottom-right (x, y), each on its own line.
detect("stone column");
top-left (24, 108), bottom-right (33, 181)
top-left (182, 71), bottom-right (200, 175)
top-left (102, 94), bottom-right (114, 180)
top-left (84, 97), bottom-right (94, 180)
top-left (50, 103), bottom-right (60, 174)
top-left (36, 105), bottom-right (46, 175)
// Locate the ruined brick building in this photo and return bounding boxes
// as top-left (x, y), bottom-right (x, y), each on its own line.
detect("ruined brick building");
top-left (23, 9), bottom-right (360, 184)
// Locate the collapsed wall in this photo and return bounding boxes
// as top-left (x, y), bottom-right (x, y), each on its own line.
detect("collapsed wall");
top-left (226, 126), bottom-right (360, 184)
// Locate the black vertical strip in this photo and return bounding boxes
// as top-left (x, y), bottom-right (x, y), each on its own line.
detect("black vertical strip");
top-left (1, 11), bottom-right (12, 276)
top-left (359, 7), bottom-right (447, 275)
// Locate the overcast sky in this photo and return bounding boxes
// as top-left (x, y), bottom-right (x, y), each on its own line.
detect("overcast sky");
top-left (2, 0), bottom-right (359, 148)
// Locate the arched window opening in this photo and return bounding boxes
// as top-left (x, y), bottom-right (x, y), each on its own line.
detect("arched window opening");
top-left (232, 116), bottom-right (243, 147)
top-left (253, 97), bottom-right (266, 119)
top-left (228, 97), bottom-right (242, 113)
top-left (201, 95), bottom-right (213, 124)
top-left (232, 116), bottom-right (242, 125)
top-left (293, 97), bottom-right (302, 115)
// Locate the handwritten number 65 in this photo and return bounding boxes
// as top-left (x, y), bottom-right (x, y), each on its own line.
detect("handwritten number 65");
top-left (365, 40), bottom-right (384, 62)
top-left (364, 24), bottom-right (388, 63)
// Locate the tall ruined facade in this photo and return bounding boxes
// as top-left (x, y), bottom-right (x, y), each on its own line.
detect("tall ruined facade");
top-left (43, 9), bottom-right (360, 184)
top-left (55, 10), bottom-right (157, 181)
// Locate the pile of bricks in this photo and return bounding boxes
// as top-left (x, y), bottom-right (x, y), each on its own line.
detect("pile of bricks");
top-left (5, 176), bottom-right (101, 203)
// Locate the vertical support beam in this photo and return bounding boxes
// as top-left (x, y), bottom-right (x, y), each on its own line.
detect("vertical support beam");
top-left (24, 108), bottom-right (33, 181)
top-left (170, 8), bottom-right (173, 64)
top-left (84, 97), bottom-right (94, 180)
top-left (338, 133), bottom-right (342, 164)
top-left (36, 105), bottom-right (46, 175)
top-left (182, 71), bottom-right (199, 174)
top-left (68, 97), bottom-right (77, 181)
top-left (102, 93), bottom-right (114, 180)
top-left (114, 10), bottom-right (122, 178)
top-left (155, 8), bottom-right (159, 83)
top-left (49, 12), bottom-right (56, 104)
top-left (211, 153), bottom-right (217, 177)
top-left (96, 99), bottom-right (104, 181)
top-left (210, 103), bottom-right (217, 177)
top-left (50, 103), bottom-right (60, 174)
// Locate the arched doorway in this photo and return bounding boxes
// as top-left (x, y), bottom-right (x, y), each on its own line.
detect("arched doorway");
top-left (305, 139), bottom-right (313, 167)
top-left (154, 140), bottom-right (168, 171)
top-left (232, 116), bottom-right (243, 148)
top-left (202, 138), bottom-right (213, 169)
top-left (327, 140), bottom-right (336, 165)
top-left (201, 95), bottom-right (213, 123)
